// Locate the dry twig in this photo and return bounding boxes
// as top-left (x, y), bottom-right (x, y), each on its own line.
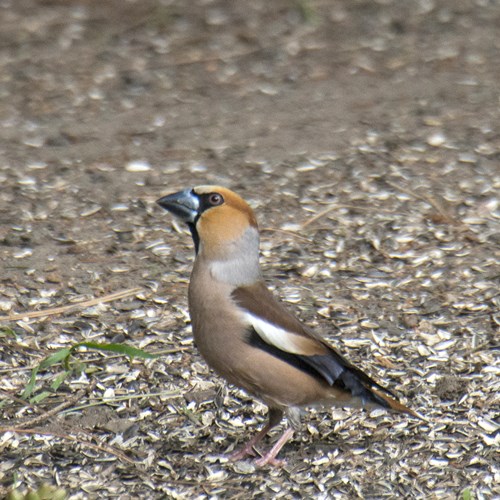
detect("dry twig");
top-left (0, 287), bottom-right (144, 322)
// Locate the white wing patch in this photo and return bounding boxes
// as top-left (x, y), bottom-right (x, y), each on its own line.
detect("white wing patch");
top-left (243, 312), bottom-right (305, 354)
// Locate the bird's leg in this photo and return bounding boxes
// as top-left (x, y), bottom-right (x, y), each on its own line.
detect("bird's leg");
top-left (255, 427), bottom-right (294, 467)
top-left (228, 422), bottom-right (271, 461)
top-left (254, 407), bottom-right (301, 466)
top-left (228, 408), bottom-right (283, 461)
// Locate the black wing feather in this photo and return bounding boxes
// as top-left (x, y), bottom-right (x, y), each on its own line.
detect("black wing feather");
top-left (246, 328), bottom-right (395, 409)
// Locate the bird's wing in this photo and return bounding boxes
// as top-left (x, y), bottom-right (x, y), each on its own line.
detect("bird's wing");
top-left (232, 282), bottom-right (417, 415)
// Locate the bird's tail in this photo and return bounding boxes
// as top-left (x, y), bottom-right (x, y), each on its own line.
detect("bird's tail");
top-left (326, 352), bottom-right (427, 421)
top-left (370, 387), bottom-right (427, 421)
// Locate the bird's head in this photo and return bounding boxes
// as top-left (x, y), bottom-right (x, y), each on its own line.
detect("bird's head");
top-left (157, 186), bottom-right (259, 268)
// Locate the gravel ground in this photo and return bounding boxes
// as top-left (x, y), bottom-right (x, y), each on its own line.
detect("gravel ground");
top-left (0, 1), bottom-right (499, 498)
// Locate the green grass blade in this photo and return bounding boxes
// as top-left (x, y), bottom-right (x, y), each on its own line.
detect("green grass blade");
top-left (22, 348), bottom-right (72, 399)
top-left (72, 342), bottom-right (159, 359)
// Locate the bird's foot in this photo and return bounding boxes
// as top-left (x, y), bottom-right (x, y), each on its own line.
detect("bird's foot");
top-left (228, 420), bottom-right (275, 462)
top-left (254, 427), bottom-right (294, 467)
top-left (228, 444), bottom-right (257, 461)
top-left (254, 454), bottom-right (287, 467)
top-left (229, 444), bottom-right (287, 467)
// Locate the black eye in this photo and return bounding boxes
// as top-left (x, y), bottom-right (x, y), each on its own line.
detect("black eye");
top-left (208, 193), bottom-right (224, 206)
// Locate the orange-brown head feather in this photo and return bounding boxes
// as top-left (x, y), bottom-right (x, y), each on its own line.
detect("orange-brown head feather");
top-left (193, 186), bottom-right (258, 259)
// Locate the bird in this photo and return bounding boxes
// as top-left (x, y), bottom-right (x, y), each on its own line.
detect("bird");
top-left (156, 185), bottom-right (420, 466)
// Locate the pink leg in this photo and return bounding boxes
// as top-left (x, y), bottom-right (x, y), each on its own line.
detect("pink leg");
top-left (229, 421), bottom-right (272, 461)
top-left (228, 408), bottom-right (283, 462)
top-left (255, 427), bottom-right (294, 467)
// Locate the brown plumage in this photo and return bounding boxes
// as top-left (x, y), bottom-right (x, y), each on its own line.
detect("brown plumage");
top-left (157, 185), bottom-right (421, 466)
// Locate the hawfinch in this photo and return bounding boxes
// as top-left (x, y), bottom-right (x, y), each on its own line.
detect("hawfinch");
top-left (157, 186), bottom-right (418, 466)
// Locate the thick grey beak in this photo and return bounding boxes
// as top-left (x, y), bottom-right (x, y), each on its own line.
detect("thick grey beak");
top-left (156, 189), bottom-right (199, 223)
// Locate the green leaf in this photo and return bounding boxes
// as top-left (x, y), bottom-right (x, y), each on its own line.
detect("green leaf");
top-left (21, 341), bottom-right (157, 401)
top-left (22, 348), bottom-right (72, 399)
top-left (39, 348), bottom-right (72, 370)
top-left (51, 371), bottom-right (69, 391)
top-left (30, 390), bottom-right (53, 404)
top-left (6, 489), bottom-right (24, 500)
top-left (22, 366), bottom-right (40, 399)
top-left (72, 342), bottom-right (159, 360)
top-left (0, 326), bottom-right (17, 339)
top-left (462, 488), bottom-right (473, 500)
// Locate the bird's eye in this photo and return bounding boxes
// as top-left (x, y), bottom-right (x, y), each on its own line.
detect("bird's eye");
top-left (208, 193), bottom-right (224, 206)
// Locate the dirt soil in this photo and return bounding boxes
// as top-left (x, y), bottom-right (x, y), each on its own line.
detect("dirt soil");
top-left (0, 1), bottom-right (499, 498)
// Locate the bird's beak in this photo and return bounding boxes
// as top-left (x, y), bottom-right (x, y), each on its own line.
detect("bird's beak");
top-left (156, 189), bottom-right (199, 223)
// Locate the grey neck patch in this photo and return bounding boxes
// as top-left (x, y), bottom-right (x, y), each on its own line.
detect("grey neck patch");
top-left (204, 226), bottom-right (261, 286)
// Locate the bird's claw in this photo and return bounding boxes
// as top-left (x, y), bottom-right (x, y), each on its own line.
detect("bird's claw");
top-left (228, 446), bottom-right (257, 461)
top-left (254, 454), bottom-right (287, 467)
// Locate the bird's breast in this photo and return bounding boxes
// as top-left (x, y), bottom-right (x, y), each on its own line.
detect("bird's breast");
top-left (187, 275), bottom-right (332, 409)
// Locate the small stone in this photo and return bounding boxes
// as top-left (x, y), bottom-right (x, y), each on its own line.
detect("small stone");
top-left (125, 160), bottom-right (151, 172)
top-left (427, 132), bottom-right (446, 146)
